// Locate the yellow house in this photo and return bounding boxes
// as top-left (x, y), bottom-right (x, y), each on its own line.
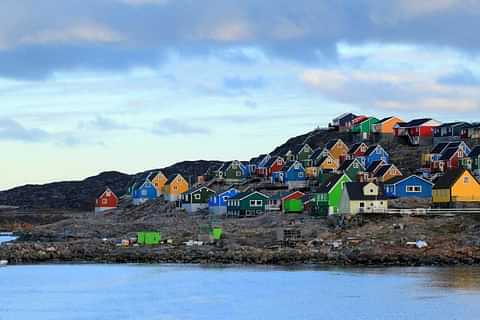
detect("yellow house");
top-left (324, 139), bottom-right (349, 160)
top-left (163, 174), bottom-right (189, 201)
top-left (306, 166), bottom-right (320, 178)
top-left (148, 170), bottom-right (168, 196)
top-left (433, 169), bottom-right (480, 205)
top-left (317, 153), bottom-right (339, 171)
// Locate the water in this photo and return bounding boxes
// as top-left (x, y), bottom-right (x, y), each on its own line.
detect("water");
top-left (0, 236), bottom-right (16, 244)
top-left (1, 265), bottom-right (480, 320)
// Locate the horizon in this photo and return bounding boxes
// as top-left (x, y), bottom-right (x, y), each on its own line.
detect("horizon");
top-left (1, 1), bottom-right (480, 190)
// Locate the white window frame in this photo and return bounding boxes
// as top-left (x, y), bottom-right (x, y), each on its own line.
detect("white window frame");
top-left (406, 185), bottom-right (422, 193)
top-left (194, 194), bottom-right (201, 200)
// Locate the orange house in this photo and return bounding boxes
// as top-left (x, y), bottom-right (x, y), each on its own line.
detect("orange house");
top-left (148, 170), bottom-right (168, 196)
top-left (324, 139), bottom-right (349, 160)
top-left (373, 164), bottom-right (402, 183)
top-left (433, 168), bottom-right (480, 205)
top-left (317, 153), bottom-right (339, 171)
top-left (372, 116), bottom-right (403, 134)
top-left (306, 166), bottom-right (320, 178)
top-left (163, 174), bottom-right (189, 201)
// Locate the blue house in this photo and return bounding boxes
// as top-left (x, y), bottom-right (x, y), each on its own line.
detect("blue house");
top-left (384, 175), bottom-right (433, 199)
top-left (364, 145), bottom-right (389, 169)
top-left (271, 160), bottom-right (306, 189)
top-left (208, 187), bottom-right (240, 215)
top-left (132, 179), bottom-right (158, 205)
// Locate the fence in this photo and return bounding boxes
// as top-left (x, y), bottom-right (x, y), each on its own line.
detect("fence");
top-left (366, 207), bottom-right (480, 215)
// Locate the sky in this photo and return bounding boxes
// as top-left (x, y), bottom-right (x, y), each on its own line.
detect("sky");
top-left (1, 0), bottom-right (480, 190)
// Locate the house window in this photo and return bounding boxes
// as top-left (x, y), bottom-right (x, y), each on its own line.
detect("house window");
top-left (102, 198), bottom-right (108, 205)
top-left (236, 171), bottom-right (242, 177)
top-left (464, 176), bottom-right (469, 184)
top-left (194, 194), bottom-right (201, 200)
top-left (298, 172), bottom-right (304, 178)
top-left (360, 202), bottom-right (365, 208)
top-left (223, 196), bottom-right (229, 201)
top-left (376, 149), bottom-right (381, 154)
top-left (141, 190), bottom-right (147, 196)
top-left (406, 186), bottom-right (421, 192)
top-left (250, 200), bottom-right (263, 207)
top-left (353, 163), bottom-right (358, 168)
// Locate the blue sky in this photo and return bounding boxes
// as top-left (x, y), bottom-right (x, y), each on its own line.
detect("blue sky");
top-left (1, 0), bottom-right (480, 190)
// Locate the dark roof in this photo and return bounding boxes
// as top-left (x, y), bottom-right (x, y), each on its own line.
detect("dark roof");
top-left (317, 174), bottom-right (345, 193)
top-left (338, 159), bottom-right (362, 171)
top-left (230, 191), bottom-right (269, 200)
top-left (366, 160), bottom-right (385, 173)
top-left (283, 160), bottom-right (301, 171)
top-left (384, 175), bottom-right (433, 186)
top-left (264, 156), bottom-right (282, 168)
top-left (374, 164), bottom-right (396, 177)
top-left (402, 118), bottom-right (434, 127)
top-left (251, 154), bottom-right (267, 165)
top-left (433, 168), bottom-right (469, 189)
top-left (324, 139), bottom-right (338, 150)
top-left (310, 148), bottom-right (324, 160)
top-left (439, 147), bottom-right (459, 161)
top-left (364, 145), bottom-right (380, 157)
top-left (376, 116), bottom-right (394, 124)
top-left (430, 142), bottom-right (450, 154)
top-left (469, 146), bottom-right (480, 158)
top-left (345, 182), bottom-right (387, 201)
top-left (292, 144), bottom-right (309, 154)
top-left (348, 142), bottom-right (364, 154)
top-left (437, 121), bottom-right (469, 128)
top-left (165, 174), bottom-right (184, 185)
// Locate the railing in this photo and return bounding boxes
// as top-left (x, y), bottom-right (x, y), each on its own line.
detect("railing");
top-left (365, 207), bottom-right (480, 215)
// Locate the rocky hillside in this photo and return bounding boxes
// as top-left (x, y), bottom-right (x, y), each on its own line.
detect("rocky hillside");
top-left (0, 160), bottom-right (222, 211)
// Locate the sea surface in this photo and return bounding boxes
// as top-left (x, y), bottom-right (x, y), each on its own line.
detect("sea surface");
top-left (1, 265), bottom-right (480, 320)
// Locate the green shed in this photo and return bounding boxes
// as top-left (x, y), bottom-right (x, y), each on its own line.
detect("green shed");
top-left (283, 199), bottom-right (304, 214)
top-left (137, 231), bottom-right (161, 245)
top-left (316, 173), bottom-right (351, 215)
top-left (212, 227), bottom-right (223, 240)
top-left (351, 117), bottom-right (379, 134)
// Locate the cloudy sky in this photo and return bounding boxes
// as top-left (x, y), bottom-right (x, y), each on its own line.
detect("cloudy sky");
top-left (1, 0), bottom-right (480, 189)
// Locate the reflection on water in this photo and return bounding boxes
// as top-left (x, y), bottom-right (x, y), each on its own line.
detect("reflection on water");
top-left (1, 265), bottom-right (480, 320)
top-left (0, 235), bottom-right (16, 244)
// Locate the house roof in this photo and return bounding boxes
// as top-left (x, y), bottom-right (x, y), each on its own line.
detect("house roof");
top-left (230, 191), bottom-right (269, 201)
top-left (469, 146), bottom-right (480, 158)
top-left (376, 116), bottom-right (396, 124)
top-left (384, 175), bottom-right (434, 186)
top-left (439, 147), bottom-right (460, 161)
top-left (374, 164), bottom-right (398, 178)
top-left (433, 168), bottom-right (470, 189)
top-left (317, 174), bottom-right (345, 193)
top-left (333, 112), bottom-right (356, 122)
top-left (291, 144), bottom-right (310, 154)
top-left (97, 187), bottom-right (117, 199)
top-left (186, 185), bottom-right (215, 195)
top-left (310, 148), bottom-right (324, 160)
top-left (398, 118), bottom-right (436, 128)
top-left (345, 183), bottom-right (387, 201)
top-left (364, 145), bottom-right (381, 157)
top-left (264, 156), bottom-right (283, 168)
top-left (338, 159), bottom-right (361, 171)
top-left (366, 160), bottom-right (385, 173)
top-left (324, 139), bottom-right (339, 150)
top-left (348, 142), bottom-right (365, 155)
top-left (436, 121), bottom-right (469, 128)
top-left (430, 142), bottom-right (450, 154)
top-left (284, 160), bottom-right (303, 171)
top-left (165, 174), bottom-right (184, 185)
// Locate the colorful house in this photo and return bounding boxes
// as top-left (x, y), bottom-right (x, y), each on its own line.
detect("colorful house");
top-left (337, 159), bottom-right (365, 181)
top-left (181, 186), bottom-right (216, 213)
top-left (346, 142), bottom-right (368, 160)
top-left (133, 179), bottom-right (158, 205)
top-left (316, 173), bottom-right (352, 215)
top-left (310, 149), bottom-right (338, 171)
top-left (372, 116), bottom-right (403, 134)
top-left (265, 156), bottom-right (286, 176)
top-left (272, 160), bottom-right (306, 189)
top-left (394, 118), bottom-right (442, 145)
top-left (432, 169), bottom-right (480, 206)
top-left (255, 154), bottom-right (272, 176)
top-left (438, 147), bottom-right (468, 172)
top-left (384, 175), bottom-right (433, 199)
top-left (466, 146), bottom-right (480, 175)
top-left (423, 141), bottom-right (471, 173)
top-left (217, 160), bottom-right (249, 182)
top-left (208, 187), bottom-right (240, 215)
top-left (339, 182), bottom-right (388, 215)
top-left (323, 139), bottom-right (349, 161)
top-left (148, 170), bottom-right (168, 196)
top-left (95, 187), bottom-right (119, 213)
top-left (163, 174), bottom-right (189, 202)
top-left (267, 190), bottom-right (305, 213)
top-left (433, 122), bottom-right (470, 138)
top-left (330, 113), bottom-right (357, 132)
top-left (461, 123), bottom-right (480, 139)
top-left (294, 144), bottom-right (314, 166)
top-left (373, 164), bottom-right (402, 183)
top-left (364, 145), bottom-right (389, 169)
top-left (227, 191), bottom-right (270, 217)
top-left (351, 117), bottom-right (379, 135)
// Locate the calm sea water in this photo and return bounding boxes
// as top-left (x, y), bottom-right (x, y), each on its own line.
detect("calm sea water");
top-left (1, 265), bottom-right (480, 320)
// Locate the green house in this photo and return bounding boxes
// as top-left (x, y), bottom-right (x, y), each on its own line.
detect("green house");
top-left (337, 159), bottom-right (365, 181)
top-left (137, 231), bottom-right (161, 245)
top-left (315, 173), bottom-right (351, 215)
top-left (295, 144), bottom-right (314, 165)
top-left (351, 117), bottom-right (379, 134)
top-left (284, 199), bottom-right (304, 214)
top-left (227, 191), bottom-right (270, 217)
top-left (181, 186), bottom-right (216, 214)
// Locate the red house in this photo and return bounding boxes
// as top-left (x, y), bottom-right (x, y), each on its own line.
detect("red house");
top-left (394, 118), bottom-right (441, 145)
top-left (95, 187), bottom-right (119, 213)
top-left (346, 142), bottom-right (368, 160)
top-left (438, 147), bottom-right (467, 172)
top-left (264, 156), bottom-right (286, 176)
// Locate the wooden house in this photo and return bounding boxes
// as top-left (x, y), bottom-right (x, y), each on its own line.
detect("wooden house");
top-left (363, 145), bottom-right (389, 169)
top-left (263, 156), bottom-right (285, 177)
top-left (208, 187), bottom-right (240, 215)
top-left (351, 117), bottom-right (379, 135)
top-left (339, 182), bottom-right (388, 215)
top-left (272, 160), bottom-right (306, 189)
top-left (315, 173), bottom-right (352, 215)
top-left (351, 115), bottom-right (369, 127)
top-left (227, 191), bottom-right (270, 217)
top-left (148, 170), bottom-right (168, 196)
top-left (95, 187), bottom-right (119, 213)
top-left (432, 168), bottom-right (480, 206)
top-left (466, 146), bottom-right (480, 175)
top-left (433, 122), bottom-right (470, 138)
top-left (163, 174), bottom-right (189, 202)
top-left (384, 175), bottom-right (433, 199)
top-left (337, 159), bottom-right (365, 181)
top-left (310, 149), bottom-right (338, 171)
top-left (330, 113), bottom-right (357, 132)
top-left (294, 144), bottom-right (314, 166)
top-left (423, 141), bottom-right (471, 173)
top-left (217, 160), bottom-right (249, 182)
top-left (346, 142), bottom-right (368, 160)
top-left (372, 116), bottom-right (403, 134)
top-left (181, 186), bottom-right (216, 213)
top-left (267, 190), bottom-right (305, 213)
top-left (372, 164), bottom-right (402, 183)
top-left (438, 147), bottom-right (468, 172)
top-left (461, 123), bottom-right (480, 139)
top-left (133, 179), bottom-right (158, 205)
top-left (394, 118), bottom-right (441, 145)
top-left (323, 139), bottom-right (349, 161)
top-left (255, 154), bottom-right (272, 176)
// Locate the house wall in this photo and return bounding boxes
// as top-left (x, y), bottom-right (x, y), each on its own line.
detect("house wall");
top-left (182, 203), bottom-right (208, 214)
top-left (348, 200), bottom-right (388, 215)
top-left (385, 177), bottom-right (433, 199)
top-left (451, 171), bottom-right (480, 202)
